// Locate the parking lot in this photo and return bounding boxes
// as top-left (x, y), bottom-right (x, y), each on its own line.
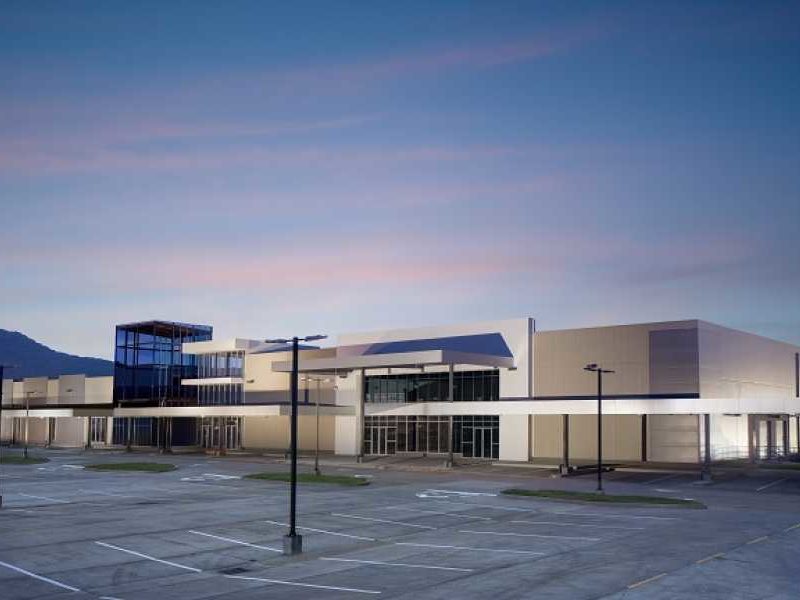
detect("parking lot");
top-left (1, 450), bottom-right (799, 599)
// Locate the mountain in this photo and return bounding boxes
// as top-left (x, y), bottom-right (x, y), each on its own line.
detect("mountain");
top-left (0, 329), bottom-right (114, 379)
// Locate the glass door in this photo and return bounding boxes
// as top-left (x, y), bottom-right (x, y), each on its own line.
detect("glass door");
top-left (473, 427), bottom-right (494, 459)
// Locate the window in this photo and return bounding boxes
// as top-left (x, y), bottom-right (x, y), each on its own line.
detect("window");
top-left (365, 369), bottom-right (499, 403)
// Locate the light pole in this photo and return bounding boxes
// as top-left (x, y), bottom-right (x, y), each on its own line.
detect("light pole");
top-left (584, 363), bottom-right (614, 493)
top-left (265, 334), bottom-right (327, 556)
top-left (0, 364), bottom-right (15, 509)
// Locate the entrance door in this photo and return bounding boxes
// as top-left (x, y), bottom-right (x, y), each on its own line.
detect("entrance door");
top-left (473, 427), bottom-right (494, 459)
top-left (370, 425), bottom-right (396, 455)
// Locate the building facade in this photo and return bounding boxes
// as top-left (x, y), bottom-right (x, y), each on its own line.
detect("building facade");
top-left (2, 318), bottom-right (799, 465)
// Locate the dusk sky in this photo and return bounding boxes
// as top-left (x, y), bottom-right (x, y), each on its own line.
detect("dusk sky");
top-left (1, 1), bottom-right (799, 359)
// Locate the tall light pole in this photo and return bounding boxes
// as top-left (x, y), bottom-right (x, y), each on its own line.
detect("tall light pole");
top-left (584, 363), bottom-right (614, 493)
top-left (266, 334), bottom-right (327, 556)
top-left (0, 364), bottom-right (15, 509)
top-left (303, 375), bottom-right (331, 477)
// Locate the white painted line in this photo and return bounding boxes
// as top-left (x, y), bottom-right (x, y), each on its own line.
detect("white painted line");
top-left (99, 596), bottom-right (125, 600)
top-left (395, 542), bottom-right (544, 556)
top-left (644, 473), bottom-right (683, 485)
top-left (320, 557), bottom-right (473, 572)
top-left (431, 500), bottom-right (534, 512)
top-left (331, 513), bottom-right (436, 530)
top-left (264, 520), bottom-right (376, 541)
top-left (756, 478), bottom-right (787, 492)
top-left (628, 572), bottom-right (666, 589)
top-left (95, 541), bottom-right (202, 572)
top-left (225, 574), bottom-right (381, 594)
top-left (418, 489), bottom-right (497, 497)
top-left (459, 530), bottom-right (600, 542)
top-left (188, 530), bottom-right (281, 553)
top-left (17, 492), bottom-right (69, 504)
top-left (386, 506), bottom-right (493, 521)
top-left (511, 520), bottom-right (644, 531)
top-left (549, 511), bottom-right (678, 521)
top-left (0, 559), bottom-right (81, 592)
top-left (83, 490), bottom-right (136, 498)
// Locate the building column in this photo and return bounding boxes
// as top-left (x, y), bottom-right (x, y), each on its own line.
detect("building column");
top-left (447, 364), bottom-right (454, 467)
top-left (559, 414), bottom-right (570, 475)
top-left (356, 369), bottom-right (365, 462)
top-left (85, 417), bottom-right (92, 450)
top-left (700, 414), bottom-right (712, 481)
top-left (782, 416), bottom-right (790, 457)
top-left (641, 415), bottom-right (648, 462)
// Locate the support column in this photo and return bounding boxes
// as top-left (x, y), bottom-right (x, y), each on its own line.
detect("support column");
top-left (126, 417), bottom-right (132, 452)
top-left (559, 414), bottom-right (570, 475)
top-left (356, 369), bottom-right (365, 462)
top-left (641, 415), bottom-right (648, 463)
top-left (700, 414), bottom-right (712, 481)
top-left (796, 415), bottom-right (800, 454)
top-left (85, 417), bottom-right (92, 450)
top-left (783, 417), bottom-right (790, 458)
top-left (447, 364), bottom-right (454, 468)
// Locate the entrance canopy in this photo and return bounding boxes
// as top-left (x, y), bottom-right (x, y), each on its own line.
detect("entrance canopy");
top-left (273, 349), bottom-right (513, 375)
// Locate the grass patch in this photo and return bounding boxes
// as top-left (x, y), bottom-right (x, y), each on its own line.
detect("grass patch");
top-left (758, 462), bottom-right (800, 470)
top-left (85, 462), bottom-right (176, 473)
top-left (245, 472), bottom-right (369, 486)
top-left (502, 488), bottom-right (705, 508)
top-left (0, 455), bottom-right (49, 465)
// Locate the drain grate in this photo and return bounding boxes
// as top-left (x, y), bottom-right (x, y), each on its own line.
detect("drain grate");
top-left (220, 566), bottom-right (251, 575)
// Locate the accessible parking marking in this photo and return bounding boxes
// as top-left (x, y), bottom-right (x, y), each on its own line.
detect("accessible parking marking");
top-left (95, 541), bottom-right (202, 572)
top-left (320, 557), bottom-right (474, 572)
top-left (0, 559), bottom-right (81, 592)
top-left (188, 530), bottom-right (282, 553)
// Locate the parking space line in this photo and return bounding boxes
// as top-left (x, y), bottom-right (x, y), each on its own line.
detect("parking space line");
top-left (188, 530), bottom-right (281, 553)
top-left (511, 520), bottom-right (644, 531)
top-left (756, 478), bottom-right (786, 492)
top-left (696, 552), bottom-right (725, 564)
top-left (746, 536), bottom-right (768, 545)
top-left (320, 557), bottom-right (473, 572)
top-left (331, 513), bottom-right (437, 530)
top-left (0, 559), bottom-right (81, 592)
top-left (784, 523), bottom-right (800, 532)
top-left (459, 529), bottom-right (600, 542)
top-left (395, 542), bottom-right (545, 556)
top-left (264, 520), bottom-right (376, 541)
top-left (430, 500), bottom-right (534, 513)
top-left (644, 473), bottom-right (683, 485)
top-left (386, 506), bottom-right (493, 521)
top-left (95, 541), bottom-right (202, 572)
top-left (550, 511), bottom-right (678, 521)
top-left (225, 574), bottom-right (381, 594)
top-left (628, 572), bottom-right (666, 589)
top-left (17, 492), bottom-right (70, 504)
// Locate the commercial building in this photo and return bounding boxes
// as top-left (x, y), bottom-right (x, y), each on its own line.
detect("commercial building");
top-left (2, 318), bottom-right (799, 466)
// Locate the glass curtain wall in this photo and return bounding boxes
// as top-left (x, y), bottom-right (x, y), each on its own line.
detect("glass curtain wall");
top-left (365, 369), bottom-right (499, 403)
top-left (364, 415), bottom-right (499, 459)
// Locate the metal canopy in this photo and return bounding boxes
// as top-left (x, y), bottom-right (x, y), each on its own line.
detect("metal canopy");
top-left (271, 349), bottom-right (514, 375)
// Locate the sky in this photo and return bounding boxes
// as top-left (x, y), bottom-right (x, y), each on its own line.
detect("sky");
top-left (1, 1), bottom-right (799, 359)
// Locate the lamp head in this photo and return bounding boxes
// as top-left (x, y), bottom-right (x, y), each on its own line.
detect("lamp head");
top-left (584, 363), bottom-right (598, 372)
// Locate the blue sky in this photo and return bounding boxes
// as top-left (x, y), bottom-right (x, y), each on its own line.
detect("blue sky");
top-left (1, 1), bottom-right (799, 358)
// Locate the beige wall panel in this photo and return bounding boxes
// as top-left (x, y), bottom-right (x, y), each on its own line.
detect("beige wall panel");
top-left (499, 415), bottom-right (529, 462)
top-left (335, 416), bottom-right (359, 455)
top-left (648, 414), bottom-right (699, 463)
top-left (566, 415), bottom-right (641, 461)
top-left (241, 416), bottom-right (334, 451)
top-left (533, 414), bottom-right (563, 458)
top-left (24, 417), bottom-right (49, 444)
top-left (84, 377), bottom-right (113, 405)
top-left (698, 322), bottom-right (800, 400)
top-left (54, 417), bottom-right (86, 447)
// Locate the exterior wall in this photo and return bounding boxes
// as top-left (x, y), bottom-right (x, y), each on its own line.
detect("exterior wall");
top-left (53, 417), bottom-right (87, 448)
top-left (243, 348), bottom-right (335, 404)
top-left (533, 320), bottom-right (700, 398)
top-left (499, 415), bottom-right (529, 461)
top-left (84, 376), bottom-right (113, 404)
top-left (531, 414), bottom-right (642, 461)
top-left (709, 413), bottom-right (749, 460)
top-left (698, 321), bottom-right (800, 400)
top-left (647, 415), bottom-right (699, 463)
top-left (242, 415), bottom-right (334, 452)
